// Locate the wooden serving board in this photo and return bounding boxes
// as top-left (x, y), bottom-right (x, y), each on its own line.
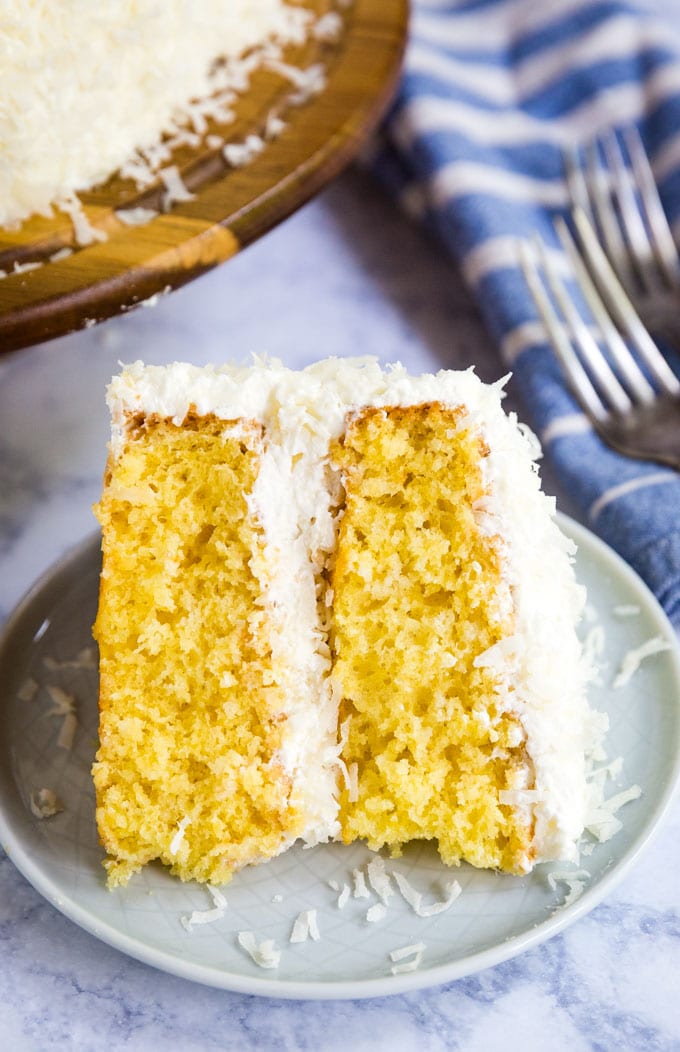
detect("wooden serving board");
top-left (0, 0), bottom-right (408, 354)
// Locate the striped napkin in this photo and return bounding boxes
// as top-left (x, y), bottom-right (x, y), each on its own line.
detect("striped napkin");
top-left (374, 0), bottom-right (680, 626)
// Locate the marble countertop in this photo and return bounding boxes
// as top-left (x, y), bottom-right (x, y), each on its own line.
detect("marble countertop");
top-left (1, 170), bottom-right (679, 1051)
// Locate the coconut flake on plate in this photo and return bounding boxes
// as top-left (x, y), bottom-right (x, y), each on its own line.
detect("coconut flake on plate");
top-left (237, 931), bottom-right (281, 969)
top-left (585, 784), bottom-right (642, 842)
top-left (366, 857), bottom-right (394, 905)
top-left (393, 872), bottom-right (462, 918)
top-left (17, 677), bottom-right (39, 702)
top-left (366, 903), bottom-right (386, 924)
top-left (289, 909), bottom-right (321, 944)
top-left (352, 868), bottom-right (369, 899)
top-left (336, 883), bottom-right (350, 910)
top-left (389, 942), bottom-right (426, 975)
top-left (180, 886), bottom-right (227, 931)
top-left (613, 604), bottom-right (640, 618)
top-left (612, 637), bottom-right (672, 689)
top-left (44, 646), bottom-right (97, 671)
top-left (45, 685), bottom-right (78, 750)
top-left (546, 868), bottom-right (591, 908)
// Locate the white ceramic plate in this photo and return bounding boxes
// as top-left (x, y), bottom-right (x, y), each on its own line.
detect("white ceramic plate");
top-left (0, 515), bottom-right (679, 999)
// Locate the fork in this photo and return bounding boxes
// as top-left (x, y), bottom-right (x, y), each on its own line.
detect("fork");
top-left (565, 127), bottom-right (680, 344)
top-left (519, 216), bottom-right (680, 469)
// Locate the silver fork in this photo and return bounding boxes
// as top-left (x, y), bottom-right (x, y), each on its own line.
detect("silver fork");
top-left (565, 127), bottom-right (680, 342)
top-left (519, 218), bottom-right (680, 469)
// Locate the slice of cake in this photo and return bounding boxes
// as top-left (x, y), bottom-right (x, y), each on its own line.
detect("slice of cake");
top-left (93, 358), bottom-right (602, 887)
top-left (93, 364), bottom-right (339, 887)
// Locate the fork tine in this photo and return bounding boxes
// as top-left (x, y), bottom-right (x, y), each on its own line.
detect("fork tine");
top-left (554, 216), bottom-right (656, 406)
top-left (518, 239), bottom-right (607, 422)
top-left (604, 131), bottom-right (658, 296)
top-left (585, 139), bottom-right (637, 295)
top-left (571, 206), bottom-right (680, 397)
top-left (623, 126), bottom-right (680, 290)
top-left (564, 145), bottom-right (595, 227)
top-left (533, 233), bottom-right (633, 415)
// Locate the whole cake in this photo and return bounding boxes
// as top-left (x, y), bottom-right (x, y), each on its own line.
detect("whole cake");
top-left (0, 0), bottom-right (311, 227)
top-left (93, 358), bottom-right (601, 888)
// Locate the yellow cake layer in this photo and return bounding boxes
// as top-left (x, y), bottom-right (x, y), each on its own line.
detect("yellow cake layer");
top-left (331, 404), bottom-right (533, 873)
top-left (93, 414), bottom-right (304, 887)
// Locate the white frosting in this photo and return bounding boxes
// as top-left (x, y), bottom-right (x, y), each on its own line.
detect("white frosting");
top-left (106, 357), bottom-right (602, 870)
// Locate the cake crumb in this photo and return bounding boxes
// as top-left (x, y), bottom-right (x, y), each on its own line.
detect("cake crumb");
top-left (29, 788), bottom-right (63, 819)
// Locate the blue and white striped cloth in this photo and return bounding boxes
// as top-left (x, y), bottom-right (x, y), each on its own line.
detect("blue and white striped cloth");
top-left (374, 0), bottom-right (680, 625)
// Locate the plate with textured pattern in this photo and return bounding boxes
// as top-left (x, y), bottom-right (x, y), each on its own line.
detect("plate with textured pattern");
top-left (0, 0), bottom-right (407, 354)
top-left (0, 515), bottom-right (679, 999)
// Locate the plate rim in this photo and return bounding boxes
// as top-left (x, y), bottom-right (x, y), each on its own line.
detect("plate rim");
top-left (0, 513), bottom-right (679, 1000)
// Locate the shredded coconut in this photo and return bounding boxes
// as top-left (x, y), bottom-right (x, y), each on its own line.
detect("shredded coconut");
top-left (547, 868), bottom-right (591, 908)
top-left (392, 872), bottom-right (462, 918)
top-left (264, 59), bottom-right (326, 105)
top-left (613, 604), bottom-right (640, 618)
top-left (366, 903), bottom-right (386, 923)
top-left (222, 134), bottom-right (265, 168)
top-left (44, 646), bottom-right (97, 671)
top-left (586, 784), bottom-right (642, 842)
top-left (180, 886), bottom-right (227, 931)
top-left (169, 816), bottom-right (191, 856)
top-left (366, 857), bottom-right (394, 905)
top-left (337, 883), bottom-right (350, 910)
top-left (116, 207), bottom-right (159, 227)
top-left (29, 788), bottom-right (63, 819)
top-left (352, 868), bottom-right (370, 899)
top-left (237, 931), bottom-right (281, 968)
top-left (312, 11), bottom-right (343, 43)
top-left (289, 909), bottom-right (320, 944)
top-left (56, 192), bottom-right (107, 246)
top-left (45, 685), bottom-right (78, 750)
top-left (159, 166), bottom-right (195, 210)
top-left (49, 247), bottom-right (73, 263)
top-left (612, 637), bottom-right (672, 689)
top-left (347, 763), bottom-right (359, 803)
top-left (17, 677), bottom-right (39, 702)
top-left (389, 942), bottom-right (426, 975)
